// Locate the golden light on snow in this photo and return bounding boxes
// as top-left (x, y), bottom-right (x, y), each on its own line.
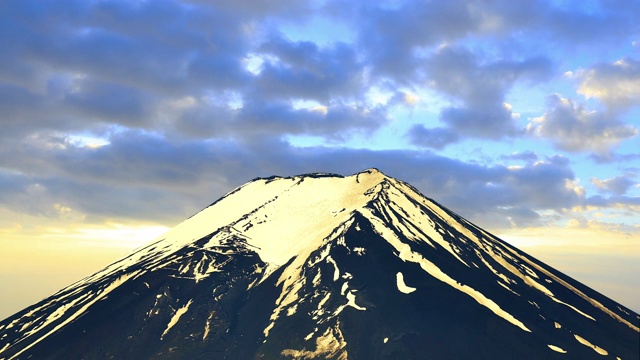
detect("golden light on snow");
top-left (574, 334), bottom-right (609, 355)
top-left (396, 272), bottom-right (416, 294)
top-left (547, 344), bottom-right (567, 353)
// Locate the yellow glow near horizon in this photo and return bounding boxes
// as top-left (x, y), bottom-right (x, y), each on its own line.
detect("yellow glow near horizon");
top-left (498, 226), bottom-right (640, 255)
top-left (0, 219), bottom-right (171, 320)
top-left (498, 226), bottom-right (640, 313)
top-left (1, 215), bottom-right (639, 320)
top-left (42, 223), bottom-right (170, 248)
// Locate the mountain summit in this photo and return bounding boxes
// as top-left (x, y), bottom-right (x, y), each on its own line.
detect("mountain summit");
top-left (1, 169), bottom-right (638, 359)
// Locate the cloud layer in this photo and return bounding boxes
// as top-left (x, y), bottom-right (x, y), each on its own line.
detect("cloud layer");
top-left (0, 0), bottom-right (638, 235)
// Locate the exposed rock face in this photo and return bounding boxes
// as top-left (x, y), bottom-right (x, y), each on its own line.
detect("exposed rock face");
top-left (1, 169), bottom-right (638, 359)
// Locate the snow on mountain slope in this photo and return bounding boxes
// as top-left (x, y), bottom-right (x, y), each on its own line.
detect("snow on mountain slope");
top-left (0, 169), bottom-right (638, 360)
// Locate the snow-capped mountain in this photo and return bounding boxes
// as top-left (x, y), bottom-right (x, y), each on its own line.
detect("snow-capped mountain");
top-left (0, 169), bottom-right (638, 359)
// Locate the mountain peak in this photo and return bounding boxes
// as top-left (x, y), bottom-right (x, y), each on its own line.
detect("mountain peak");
top-left (357, 167), bottom-right (383, 175)
top-left (1, 170), bottom-right (638, 360)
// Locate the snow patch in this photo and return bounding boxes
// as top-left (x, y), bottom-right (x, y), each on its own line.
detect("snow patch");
top-left (547, 344), bottom-right (566, 353)
top-left (161, 300), bottom-right (193, 340)
top-left (326, 256), bottom-right (340, 281)
top-left (551, 297), bottom-right (595, 321)
top-left (573, 334), bottom-right (608, 355)
top-left (345, 290), bottom-right (366, 311)
top-left (396, 272), bottom-right (416, 294)
top-left (286, 304), bottom-right (298, 316)
top-left (312, 270), bottom-right (322, 287)
top-left (281, 323), bottom-right (347, 360)
top-left (263, 322), bottom-right (275, 339)
top-left (202, 312), bottom-right (214, 341)
top-left (476, 251), bottom-right (514, 285)
top-left (497, 281), bottom-right (519, 296)
top-left (304, 328), bottom-right (318, 341)
top-left (340, 282), bottom-right (349, 295)
top-left (318, 292), bottom-right (331, 309)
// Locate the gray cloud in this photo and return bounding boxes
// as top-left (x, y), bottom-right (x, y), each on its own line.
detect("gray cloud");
top-left (590, 152), bottom-right (640, 164)
top-left (344, 0), bottom-right (637, 81)
top-left (0, 171), bottom-right (29, 203)
top-left (591, 176), bottom-right (636, 196)
top-left (421, 45), bottom-right (553, 140)
top-left (407, 125), bottom-right (459, 149)
top-left (586, 195), bottom-right (640, 209)
top-left (528, 94), bottom-right (637, 154)
top-left (577, 57), bottom-right (640, 111)
top-left (0, 0), bottom-right (250, 92)
top-left (61, 78), bottom-right (154, 126)
top-left (254, 36), bottom-right (366, 102)
top-left (167, 97), bottom-right (388, 141)
top-left (353, 1), bottom-right (483, 80)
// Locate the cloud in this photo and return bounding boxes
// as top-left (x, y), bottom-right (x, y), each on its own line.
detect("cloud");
top-left (344, 0), bottom-right (637, 83)
top-left (590, 152), bottom-right (640, 164)
top-left (184, 0), bottom-right (306, 16)
top-left (591, 176), bottom-right (636, 196)
top-left (586, 195), bottom-right (640, 209)
top-left (0, 171), bottom-right (29, 203)
top-left (0, 83), bottom-right (51, 134)
top-left (61, 77), bottom-right (154, 125)
top-left (438, 104), bottom-right (519, 139)
top-left (255, 35), bottom-right (366, 102)
top-left (0, 0), bottom-right (251, 92)
top-left (425, 46), bottom-right (552, 107)
top-left (407, 125), bottom-right (459, 149)
top-left (417, 45), bottom-right (552, 141)
top-left (353, 1), bottom-right (484, 79)
top-left (165, 96), bottom-right (388, 141)
top-left (577, 58), bottom-right (640, 111)
top-left (528, 94), bottom-right (637, 153)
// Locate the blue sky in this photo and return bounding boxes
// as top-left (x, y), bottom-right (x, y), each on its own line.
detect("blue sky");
top-left (0, 0), bottom-right (639, 318)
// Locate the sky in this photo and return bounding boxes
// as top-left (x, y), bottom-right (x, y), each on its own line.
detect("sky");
top-left (0, 0), bottom-right (639, 319)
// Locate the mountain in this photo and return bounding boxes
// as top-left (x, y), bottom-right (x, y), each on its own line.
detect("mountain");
top-left (0, 169), bottom-right (638, 359)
